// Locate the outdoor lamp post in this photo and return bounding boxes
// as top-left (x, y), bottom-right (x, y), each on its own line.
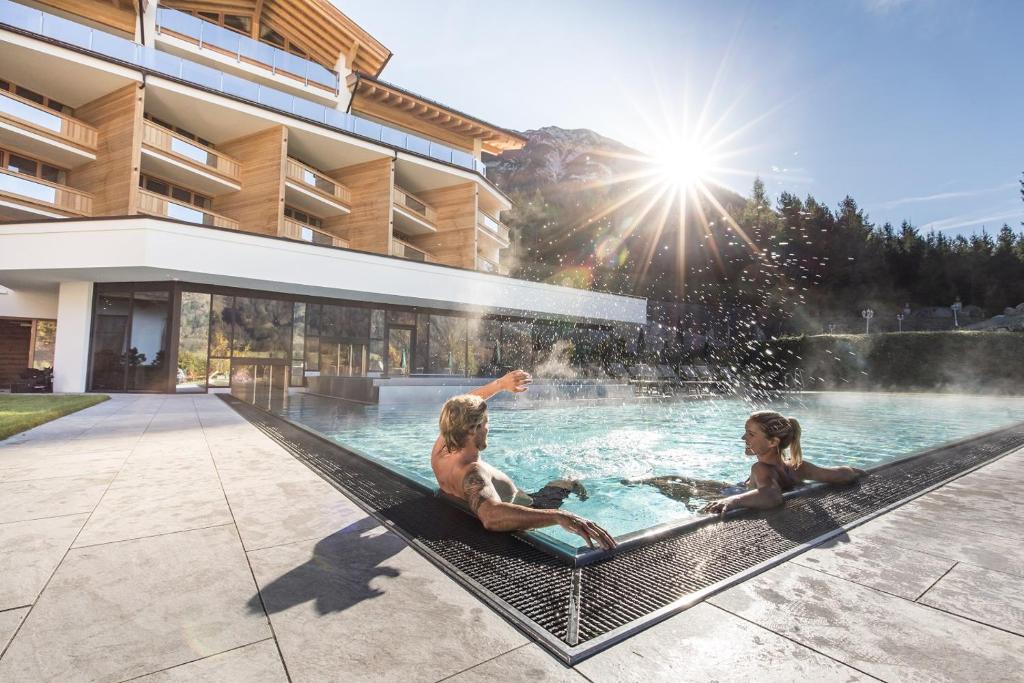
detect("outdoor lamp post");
top-left (951, 298), bottom-right (962, 329)
top-left (896, 313), bottom-right (905, 332)
top-left (861, 308), bottom-right (874, 334)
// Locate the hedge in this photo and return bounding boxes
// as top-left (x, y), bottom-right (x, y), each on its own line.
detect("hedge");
top-left (756, 331), bottom-right (1024, 394)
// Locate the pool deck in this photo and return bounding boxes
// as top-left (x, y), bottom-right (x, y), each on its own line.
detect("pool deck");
top-left (0, 394), bottom-right (1022, 682)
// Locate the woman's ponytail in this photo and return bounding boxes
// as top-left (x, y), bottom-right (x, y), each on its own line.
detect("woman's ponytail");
top-left (785, 417), bottom-right (803, 467)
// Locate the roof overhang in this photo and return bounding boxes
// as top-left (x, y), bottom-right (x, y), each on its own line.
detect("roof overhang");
top-left (0, 218), bottom-right (646, 325)
top-left (349, 74), bottom-right (527, 155)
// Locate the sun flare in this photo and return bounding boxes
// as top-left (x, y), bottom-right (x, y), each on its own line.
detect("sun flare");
top-left (653, 139), bottom-right (717, 191)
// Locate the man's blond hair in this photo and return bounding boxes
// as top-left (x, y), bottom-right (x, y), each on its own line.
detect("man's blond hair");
top-left (439, 394), bottom-right (487, 452)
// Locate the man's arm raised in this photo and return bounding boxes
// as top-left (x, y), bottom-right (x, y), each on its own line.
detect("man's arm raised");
top-left (468, 370), bottom-right (532, 401)
top-left (462, 465), bottom-right (616, 550)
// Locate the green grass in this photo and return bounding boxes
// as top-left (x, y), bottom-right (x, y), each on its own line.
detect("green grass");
top-left (0, 394), bottom-right (110, 441)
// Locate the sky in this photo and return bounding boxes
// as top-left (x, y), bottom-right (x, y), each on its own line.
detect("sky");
top-left (339, 0), bottom-right (1023, 239)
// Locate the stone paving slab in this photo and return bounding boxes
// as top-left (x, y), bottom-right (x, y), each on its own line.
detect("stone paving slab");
top-left (0, 513), bottom-right (88, 609)
top-left (135, 639), bottom-right (288, 682)
top-left (445, 644), bottom-right (587, 682)
top-left (0, 607), bottom-right (28, 656)
top-left (0, 524), bottom-right (272, 682)
top-left (708, 562), bottom-right (1024, 682)
top-left (793, 531), bottom-right (956, 600)
top-left (72, 479), bottom-right (233, 548)
top-left (919, 563), bottom-right (1024, 637)
top-left (246, 519), bottom-right (527, 682)
top-left (0, 474), bottom-right (112, 524)
top-left (0, 451), bottom-right (131, 482)
top-left (576, 601), bottom-right (868, 682)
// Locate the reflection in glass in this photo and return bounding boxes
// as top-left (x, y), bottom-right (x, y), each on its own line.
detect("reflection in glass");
top-left (177, 291), bottom-right (210, 393)
top-left (208, 358), bottom-right (230, 387)
top-left (501, 321), bottom-right (533, 370)
top-left (126, 290), bottom-right (170, 391)
top-left (468, 318), bottom-right (501, 377)
top-left (90, 291), bottom-right (130, 390)
top-left (388, 328), bottom-right (412, 376)
top-left (415, 314), bottom-right (429, 374)
top-left (290, 302), bottom-right (305, 386)
top-left (428, 315), bottom-right (467, 375)
top-left (31, 320), bottom-right (56, 370)
top-left (231, 297), bottom-right (292, 359)
top-left (210, 295), bottom-right (233, 357)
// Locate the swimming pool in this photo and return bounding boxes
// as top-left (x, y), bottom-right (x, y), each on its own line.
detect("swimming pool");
top-left (273, 391), bottom-right (1024, 551)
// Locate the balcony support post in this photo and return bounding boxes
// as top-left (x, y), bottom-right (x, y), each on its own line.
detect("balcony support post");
top-left (53, 281), bottom-right (93, 393)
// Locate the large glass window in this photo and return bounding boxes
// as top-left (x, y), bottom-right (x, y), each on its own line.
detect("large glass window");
top-left (232, 297), bottom-right (292, 359)
top-left (177, 291), bottom-right (210, 393)
top-left (501, 322), bottom-right (533, 370)
top-left (318, 304), bottom-right (370, 376)
top-left (290, 302), bottom-right (305, 386)
top-left (126, 290), bottom-right (170, 391)
top-left (428, 315), bottom-right (467, 375)
top-left (468, 319), bottom-right (501, 376)
top-left (30, 320), bottom-right (56, 370)
top-left (89, 291), bottom-right (131, 391)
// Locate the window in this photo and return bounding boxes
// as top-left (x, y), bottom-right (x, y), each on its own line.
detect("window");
top-left (144, 114), bottom-right (214, 149)
top-left (1, 81), bottom-right (70, 114)
top-left (139, 174), bottom-right (212, 209)
top-left (258, 21), bottom-right (323, 66)
top-left (0, 149), bottom-right (66, 184)
top-left (284, 206), bottom-right (324, 229)
top-left (189, 10), bottom-right (253, 37)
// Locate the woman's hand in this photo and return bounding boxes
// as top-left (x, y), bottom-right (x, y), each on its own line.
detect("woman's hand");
top-left (701, 496), bottom-right (739, 516)
top-left (500, 370), bottom-right (532, 393)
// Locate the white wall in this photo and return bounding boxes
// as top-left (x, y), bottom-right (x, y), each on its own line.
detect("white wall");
top-left (0, 287), bottom-right (58, 320)
top-left (0, 219), bottom-right (647, 325)
top-left (52, 282), bottom-right (93, 393)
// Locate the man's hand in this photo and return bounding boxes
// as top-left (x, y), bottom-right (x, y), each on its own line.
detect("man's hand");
top-left (701, 496), bottom-right (738, 516)
top-left (557, 512), bottom-right (616, 550)
top-left (500, 369), bottom-right (532, 393)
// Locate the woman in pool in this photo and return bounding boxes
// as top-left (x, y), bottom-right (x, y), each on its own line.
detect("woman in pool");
top-left (629, 411), bottom-right (866, 514)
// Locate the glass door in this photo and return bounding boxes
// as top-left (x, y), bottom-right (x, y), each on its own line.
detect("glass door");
top-left (388, 327), bottom-right (413, 376)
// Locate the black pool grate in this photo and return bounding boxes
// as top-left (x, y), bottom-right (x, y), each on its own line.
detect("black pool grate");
top-left (219, 394), bottom-right (1024, 663)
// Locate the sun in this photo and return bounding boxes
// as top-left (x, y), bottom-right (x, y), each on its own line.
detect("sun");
top-left (653, 138), bottom-right (718, 191)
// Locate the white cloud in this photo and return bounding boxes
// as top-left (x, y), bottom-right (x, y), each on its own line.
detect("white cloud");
top-left (879, 183), bottom-right (1016, 210)
top-left (921, 209), bottom-right (1024, 233)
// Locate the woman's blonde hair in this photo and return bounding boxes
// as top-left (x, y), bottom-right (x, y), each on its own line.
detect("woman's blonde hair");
top-left (439, 394), bottom-right (488, 452)
top-left (749, 410), bottom-right (803, 467)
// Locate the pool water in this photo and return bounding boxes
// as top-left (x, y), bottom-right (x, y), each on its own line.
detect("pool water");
top-left (275, 392), bottom-right (1024, 549)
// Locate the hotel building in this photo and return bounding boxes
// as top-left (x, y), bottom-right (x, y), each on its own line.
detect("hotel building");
top-left (0, 0), bottom-right (645, 399)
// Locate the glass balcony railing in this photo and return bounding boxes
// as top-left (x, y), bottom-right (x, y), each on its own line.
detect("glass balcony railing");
top-left (477, 211), bottom-right (510, 244)
top-left (0, 90), bottom-right (98, 151)
top-left (0, 168), bottom-right (93, 215)
top-left (0, 0), bottom-right (488, 177)
top-left (285, 158), bottom-right (351, 205)
top-left (155, 7), bottom-right (339, 93)
top-left (282, 217), bottom-right (348, 248)
top-left (391, 238), bottom-right (429, 262)
top-left (142, 119), bottom-right (241, 182)
top-left (393, 185), bottom-right (437, 225)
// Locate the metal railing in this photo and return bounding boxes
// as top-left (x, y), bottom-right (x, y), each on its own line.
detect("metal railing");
top-left (0, 168), bottom-right (92, 215)
top-left (0, 0), bottom-right (488, 177)
top-left (0, 90), bottom-right (98, 151)
top-left (155, 7), bottom-right (339, 93)
top-left (137, 188), bottom-right (238, 229)
top-left (285, 158), bottom-right (351, 205)
top-left (142, 119), bottom-right (241, 182)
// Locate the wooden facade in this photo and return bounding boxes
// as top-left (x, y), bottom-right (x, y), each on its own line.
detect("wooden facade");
top-left (66, 84), bottom-right (144, 216)
top-left (324, 157), bottom-right (393, 254)
top-left (405, 182), bottom-right (477, 270)
top-left (212, 126), bottom-right (288, 237)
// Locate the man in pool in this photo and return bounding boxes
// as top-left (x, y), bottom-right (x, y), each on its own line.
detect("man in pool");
top-left (430, 370), bottom-right (616, 550)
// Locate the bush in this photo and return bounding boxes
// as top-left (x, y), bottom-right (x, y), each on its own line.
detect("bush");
top-left (757, 331), bottom-right (1024, 394)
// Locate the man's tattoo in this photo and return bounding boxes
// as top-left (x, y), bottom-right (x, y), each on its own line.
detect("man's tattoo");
top-left (462, 470), bottom-right (488, 514)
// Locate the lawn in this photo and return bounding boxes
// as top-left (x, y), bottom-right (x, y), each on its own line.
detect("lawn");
top-left (0, 394), bottom-right (110, 440)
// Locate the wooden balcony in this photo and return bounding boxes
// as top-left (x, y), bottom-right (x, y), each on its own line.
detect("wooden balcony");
top-left (392, 185), bottom-right (437, 236)
top-left (0, 168), bottom-right (92, 219)
top-left (476, 255), bottom-right (507, 275)
top-left (141, 120), bottom-right (241, 194)
top-left (391, 237), bottom-right (435, 263)
top-left (0, 90), bottom-right (98, 168)
top-left (281, 217), bottom-right (350, 248)
top-left (477, 211), bottom-right (510, 247)
top-left (137, 188), bottom-right (239, 230)
top-left (284, 158), bottom-right (351, 217)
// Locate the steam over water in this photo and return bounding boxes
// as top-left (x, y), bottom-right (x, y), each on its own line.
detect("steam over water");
top-left (276, 392), bottom-right (1024, 548)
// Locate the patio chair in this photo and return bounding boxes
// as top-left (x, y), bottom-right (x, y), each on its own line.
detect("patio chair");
top-left (10, 367), bottom-right (53, 393)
